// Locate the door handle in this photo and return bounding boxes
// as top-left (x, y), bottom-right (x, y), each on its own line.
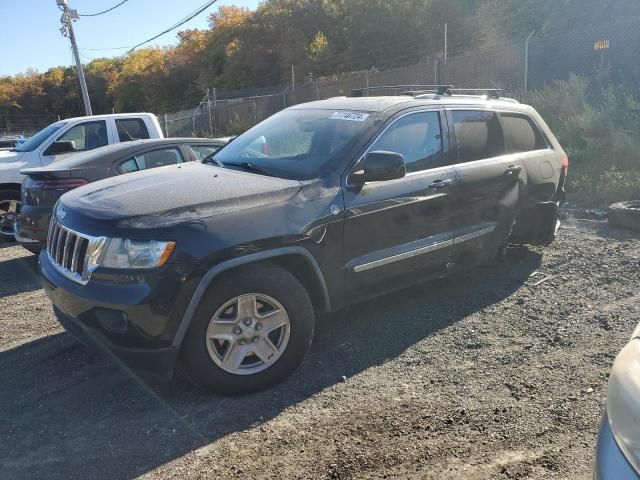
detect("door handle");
top-left (428, 179), bottom-right (453, 190)
top-left (504, 165), bottom-right (523, 176)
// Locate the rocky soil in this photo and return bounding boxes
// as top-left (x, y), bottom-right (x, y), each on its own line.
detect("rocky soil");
top-left (1, 217), bottom-right (639, 479)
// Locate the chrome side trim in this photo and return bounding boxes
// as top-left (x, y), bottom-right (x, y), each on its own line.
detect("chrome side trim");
top-left (351, 223), bottom-right (496, 273)
top-left (353, 238), bottom-right (454, 272)
top-left (350, 233), bottom-right (454, 273)
top-left (455, 225), bottom-right (496, 244)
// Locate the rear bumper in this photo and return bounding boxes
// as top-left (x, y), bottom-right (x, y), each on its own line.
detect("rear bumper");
top-left (511, 201), bottom-right (559, 246)
top-left (16, 205), bottom-right (50, 251)
top-left (594, 413), bottom-right (640, 480)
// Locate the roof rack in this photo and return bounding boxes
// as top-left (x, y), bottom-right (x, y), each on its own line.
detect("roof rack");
top-left (350, 85), bottom-right (454, 97)
top-left (448, 88), bottom-right (503, 99)
top-left (350, 85), bottom-right (507, 100)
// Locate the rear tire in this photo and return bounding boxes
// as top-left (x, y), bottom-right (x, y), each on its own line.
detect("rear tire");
top-left (0, 189), bottom-right (20, 242)
top-left (609, 201), bottom-right (640, 232)
top-left (180, 263), bottom-right (315, 395)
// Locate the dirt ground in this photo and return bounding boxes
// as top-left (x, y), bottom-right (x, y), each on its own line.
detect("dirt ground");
top-left (1, 217), bottom-right (639, 480)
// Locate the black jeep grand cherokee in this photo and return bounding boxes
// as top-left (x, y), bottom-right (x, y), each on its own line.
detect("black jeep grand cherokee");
top-left (40, 88), bottom-right (567, 394)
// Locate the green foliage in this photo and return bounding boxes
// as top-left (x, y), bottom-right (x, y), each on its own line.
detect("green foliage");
top-left (529, 75), bottom-right (640, 205)
top-left (2, 0), bottom-right (640, 206)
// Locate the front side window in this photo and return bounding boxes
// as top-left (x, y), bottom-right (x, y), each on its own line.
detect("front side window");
top-left (116, 118), bottom-right (150, 142)
top-left (451, 111), bottom-right (506, 163)
top-left (501, 113), bottom-right (548, 153)
top-left (369, 112), bottom-right (443, 173)
top-left (118, 147), bottom-right (185, 173)
top-left (57, 121), bottom-right (108, 152)
top-left (191, 144), bottom-right (223, 161)
top-left (213, 109), bottom-right (378, 179)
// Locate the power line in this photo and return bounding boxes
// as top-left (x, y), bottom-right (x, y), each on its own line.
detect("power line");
top-left (79, 0), bottom-right (130, 17)
top-left (121, 0), bottom-right (218, 57)
top-left (80, 46), bottom-right (131, 51)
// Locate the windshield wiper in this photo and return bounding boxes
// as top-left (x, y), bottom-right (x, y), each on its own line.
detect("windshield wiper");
top-left (226, 162), bottom-right (276, 177)
top-left (202, 154), bottom-right (225, 168)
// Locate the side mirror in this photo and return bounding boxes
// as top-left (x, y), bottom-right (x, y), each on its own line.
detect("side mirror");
top-left (45, 141), bottom-right (76, 156)
top-left (361, 150), bottom-right (406, 183)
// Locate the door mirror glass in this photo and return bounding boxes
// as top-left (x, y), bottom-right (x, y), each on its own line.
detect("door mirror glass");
top-left (361, 150), bottom-right (406, 183)
top-left (45, 140), bottom-right (76, 155)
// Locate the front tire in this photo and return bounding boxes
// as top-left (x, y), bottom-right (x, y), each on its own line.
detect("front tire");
top-left (180, 263), bottom-right (315, 394)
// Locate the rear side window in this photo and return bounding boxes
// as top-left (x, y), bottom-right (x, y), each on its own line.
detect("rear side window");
top-left (191, 144), bottom-right (222, 161)
top-left (451, 111), bottom-right (506, 163)
top-left (369, 111), bottom-right (443, 173)
top-left (118, 147), bottom-right (185, 173)
top-left (501, 113), bottom-right (548, 153)
top-left (116, 118), bottom-right (150, 142)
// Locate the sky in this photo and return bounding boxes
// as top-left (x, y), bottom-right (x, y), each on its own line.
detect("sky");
top-left (0, 0), bottom-right (260, 77)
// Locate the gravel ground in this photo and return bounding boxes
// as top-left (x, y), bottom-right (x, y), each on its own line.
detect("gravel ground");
top-left (1, 217), bottom-right (639, 480)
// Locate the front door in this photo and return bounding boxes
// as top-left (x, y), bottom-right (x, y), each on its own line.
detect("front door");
top-left (342, 110), bottom-right (456, 301)
top-left (40, 120), bottom-right (109, 166)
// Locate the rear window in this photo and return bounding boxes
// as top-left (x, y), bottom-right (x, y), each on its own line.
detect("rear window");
top-left (116, 118), bottom-right (150, 142)
top-left (501, 113), bottom-right (548, 153)
top-left (451, 111), bottom-right (506, 163)
top-left (191, 144), bottom-right (223, 161)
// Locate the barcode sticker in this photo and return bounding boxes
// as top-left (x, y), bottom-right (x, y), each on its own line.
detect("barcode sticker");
top-left (329, 112), bottom-right (370, 122)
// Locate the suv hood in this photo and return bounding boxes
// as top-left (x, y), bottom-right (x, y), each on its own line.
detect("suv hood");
top-left (59, 162), bottom-right (303, 231)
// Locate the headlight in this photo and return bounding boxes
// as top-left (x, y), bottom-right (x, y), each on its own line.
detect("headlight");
top-left (607, 338), bottom-right (640, 471)
top-left (88, 238), bottom-right (175, 270)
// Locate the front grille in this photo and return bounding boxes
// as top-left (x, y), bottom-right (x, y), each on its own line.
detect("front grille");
top-left (47, 219), bottom-right (95, 284)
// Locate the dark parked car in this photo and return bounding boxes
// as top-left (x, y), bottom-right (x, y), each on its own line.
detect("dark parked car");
top-left (16, 137), bottom-right (229, 253)
top-left (0, 135), bottom-right (26, 151)
top-left (40, 86), bottom-right (568, 394)
top-left (593, 324), bottom-right (640, 479)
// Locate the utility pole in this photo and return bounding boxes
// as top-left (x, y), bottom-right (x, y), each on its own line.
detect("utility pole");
top-left (57, 0), bottom-right (92, 116)
top-left (444, 23), bottom-right (448, 64)
top-left (524, 30), bottom-right (536, 94)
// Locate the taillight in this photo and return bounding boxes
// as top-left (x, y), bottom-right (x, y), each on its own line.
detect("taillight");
top-left (561, 154), bottom-right (569, 173)
top-left (29, 178), bottom-right (89, 191)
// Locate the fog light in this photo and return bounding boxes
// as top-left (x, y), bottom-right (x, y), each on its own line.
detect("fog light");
top-left (94, 308), bottom-right (128, 334)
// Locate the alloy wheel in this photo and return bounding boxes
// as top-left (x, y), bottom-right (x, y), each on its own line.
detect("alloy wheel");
top-left (206, 293), bottom-right (291, 375)
top-left (0, 199), bottom-right (20, 237)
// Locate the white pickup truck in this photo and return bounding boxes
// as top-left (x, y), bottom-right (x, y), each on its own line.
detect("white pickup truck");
top-left (0, 113), bottom-right (163, 237)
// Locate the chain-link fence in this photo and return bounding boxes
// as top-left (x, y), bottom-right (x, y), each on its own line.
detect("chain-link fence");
top-left (156, 15), bottom-right (640, 137)
top-left (0, 114), bottom-right (60, 138)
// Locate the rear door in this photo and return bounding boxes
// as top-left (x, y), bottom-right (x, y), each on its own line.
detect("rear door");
top-left (342, 110), bottom-right (456, 300)
top-left (500, 111), bottom-right (557, 201)
top-left (446, 109), bottom-right (524, 265)
top-left (114, 118), bottom-right (151, 144)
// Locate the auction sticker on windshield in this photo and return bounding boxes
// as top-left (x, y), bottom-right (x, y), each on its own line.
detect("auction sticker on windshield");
top-left (329, 112), bottom-right (370, 122)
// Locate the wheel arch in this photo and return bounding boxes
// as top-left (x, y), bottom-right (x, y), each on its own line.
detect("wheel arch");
top-left (172, 246), bottom-right (330, 349)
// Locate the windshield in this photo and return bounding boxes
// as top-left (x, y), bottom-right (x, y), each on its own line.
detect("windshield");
top-left (213, 109), bottom-right (377, 179)
top-left (15, 122), bottom-right (65, 152)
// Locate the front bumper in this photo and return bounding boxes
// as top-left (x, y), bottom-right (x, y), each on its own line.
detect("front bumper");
top-left (594, 413), bottom-right (640, 480)
top-left (39, 251), bottom-right (198, 380)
